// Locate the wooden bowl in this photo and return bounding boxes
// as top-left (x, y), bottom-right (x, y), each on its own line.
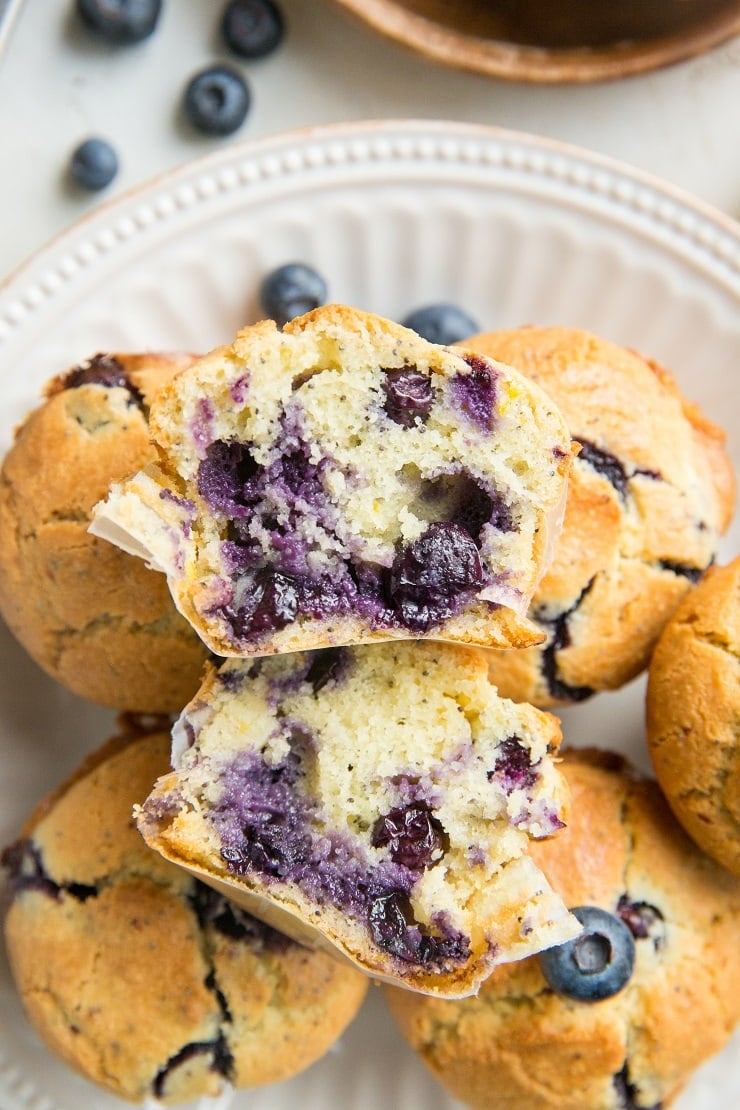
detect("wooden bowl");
top-left (331, 0), bottom-right (740, 83)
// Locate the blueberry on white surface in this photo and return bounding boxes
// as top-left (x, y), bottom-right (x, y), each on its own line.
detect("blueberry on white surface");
top-left (76, 0), bottom-right (162, 44)
top-left (259, 263), bottom-right (328, 326)
top-left (401, 304), bottom-right (480, 346)
top-left (221, 0), bottom-right (285, 59)
top-left (69, 138), bottom-right (119, 191)
top-left (183, 66), bottom-right (251, 136)
top-left (538, 905), bottom-right (636, 1001)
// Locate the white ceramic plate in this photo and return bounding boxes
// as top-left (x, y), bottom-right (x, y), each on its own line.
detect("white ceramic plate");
top-left (0, 120), bottom-right (738, 1110)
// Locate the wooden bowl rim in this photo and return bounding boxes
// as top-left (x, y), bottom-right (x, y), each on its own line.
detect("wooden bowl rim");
top-left (331, 0), bottom-right (740, 83)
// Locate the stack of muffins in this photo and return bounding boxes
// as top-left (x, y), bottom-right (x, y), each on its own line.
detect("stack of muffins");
top-left (0, 306), bottom-right (738, 1109)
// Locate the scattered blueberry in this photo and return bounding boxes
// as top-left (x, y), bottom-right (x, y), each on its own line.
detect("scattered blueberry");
top-left (183, 65), bottom-right (251, 136)
top-left (371, 804), bottom-right (446, 870)
top-left (69, 137), bottom-right (119, 191)
top-left (76, 0), bottom-right (162, 44)
top-left (539, 905), bottom-right (635, 1002)
top-left (401, 303), bottom-right (480, 346)
top-left (221, 0), bottom-right (285, 59)
top-left (259, 262), bottom-right (328, 327)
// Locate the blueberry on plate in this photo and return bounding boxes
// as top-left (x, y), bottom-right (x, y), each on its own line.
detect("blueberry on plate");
top-left (221, 0), bottom-right (285, 59)
top-left (183, 66), bottom-right (251, 137)
top-left (538, 905), bottom-right (635, 1002)
top-left (259, 263), bottom-right (328, 327)
top-left (76, 0), bottom-right (162, 44)
top-left (69, 138), bottom-right (119, 191)
top-left (401, 303), bottom-right (480, 346)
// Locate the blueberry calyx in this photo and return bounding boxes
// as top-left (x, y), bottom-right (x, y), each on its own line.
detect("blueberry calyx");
top-left (259, 263), bottom-right (328, 327)
top-left (69, 138), bottom-right (119, 191)
top-left (184, 66), bottom-right (251, 136)
top-left (221, 0), bottom-right (285, 59)
top-left (538, 905), bottom-right (635, 1002)
top-left (401, 303), bottom-right (480, 346)
top-left (76, 0), bottom-right (162, 44)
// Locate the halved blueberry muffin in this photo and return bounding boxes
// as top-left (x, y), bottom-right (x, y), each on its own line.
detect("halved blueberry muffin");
top-left (136, 641), bottom-right (579, 998)
top-left (1, 724), bottom-right (367, 1104)
top-left (462, 326), bottom-right (735, 707)
top-left (91, 306), bottom-right (573, 657)
top-left (385, 748), bottom-right (740, 1109)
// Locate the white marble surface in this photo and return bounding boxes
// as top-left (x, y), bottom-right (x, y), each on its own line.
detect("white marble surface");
top-left (1, 0), bottom-right (739, 283)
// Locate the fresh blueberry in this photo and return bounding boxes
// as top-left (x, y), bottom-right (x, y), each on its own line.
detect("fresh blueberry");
top-left (76, 0), bottom-right (162, 44)
top-left (221, 0), bottom-right (284, 59)
top-left (69, 138), bottom-right (119, 191)
top-left (259, 263), bottom-right (328, 327)
top-left (401, 303), bottom-right (480, 346)
top-left (183, 66), bottom-right (251, 136)
top-left (538, 905), bottom-right (635, 1002)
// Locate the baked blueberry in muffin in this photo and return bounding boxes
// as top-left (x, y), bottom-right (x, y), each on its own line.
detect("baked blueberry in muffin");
top-left (1, 725), bottom-right (367, 1104)
top-left (385, 747), bottom-right (740, 1109)
top-left (91, 306), bottom-right (574, 658)
top-left (136, 641), bottom-right (580, 998)
top-left (462, 326), bottom-right (735, 707)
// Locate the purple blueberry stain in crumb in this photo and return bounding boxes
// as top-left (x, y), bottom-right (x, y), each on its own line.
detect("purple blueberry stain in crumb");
top-left (386, 521), bottom-right (483, 632)
top-left (371, 804), bottom-right (447, 870)
top-left (617, 896), bottom-right (666, 950)
top-left (513, 801), bottom-right (565, 838)
top-left (229, 373), bottom-right (250, 404)
top-left (382, 366), bottom-right (434, 427)
top-left (487, 737), bottom-right (539, 793)
top-left (451, 357), bottom-right (497, 431)
top-left (197, 439), bottom-right (260, 516)
top-left (202, 748), bottom-right (471, 970)
top-left (191, 397), bottom-right (216, 459)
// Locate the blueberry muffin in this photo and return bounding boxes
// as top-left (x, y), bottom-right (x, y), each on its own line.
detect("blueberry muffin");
top-left (385, 747), bottom-right (740, 1110)
top-left (1, 723), bottom-right (368, 1104)
top-left (463, 326), bottom-right (735, 706)
top-left (0, 352), bottom-right (210, 712)
top-left (136, 641), bottom-right (580, 999)
top-left (91, 306), bottom-right (574, 658)
top-left (647, 558), bottom-right (740, 876)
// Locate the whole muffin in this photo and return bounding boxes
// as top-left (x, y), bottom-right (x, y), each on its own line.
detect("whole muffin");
top-left (92, 306), bottom-right (574, 658)
top-left (0, 352), bottom-right (210, 712)
top-left (463, 326), bottom-right (735, 707)
top-left (1, 723), bottom-right (368, 1104)
top-left (385, 748), bottom-right (740, 1110)
top-left (647, 558), bottom-right (740, 876)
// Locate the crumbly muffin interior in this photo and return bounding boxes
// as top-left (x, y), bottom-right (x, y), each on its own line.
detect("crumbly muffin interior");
top-left (93, 309), bottom-right (571, 654)
top-left (139, 642), bottom-right (576, 991)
